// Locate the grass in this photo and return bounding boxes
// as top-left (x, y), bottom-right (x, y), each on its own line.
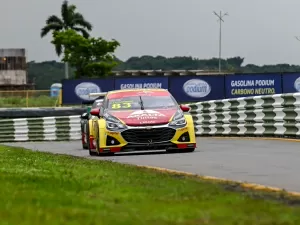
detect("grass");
top-left (0, 96), bottom-right (58, 107)
top-left (1, 146), bottom-right (300, 225)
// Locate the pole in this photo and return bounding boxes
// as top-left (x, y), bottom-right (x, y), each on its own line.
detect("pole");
top-left (213, 11), bottom-right (228, 74)
top-left (219, 11), bottom-right (222, 73)
top-left (65, 62), bottom-right (69, 79)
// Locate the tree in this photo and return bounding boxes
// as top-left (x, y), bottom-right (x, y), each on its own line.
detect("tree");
top-left (51, 30), bottom-right (120, 78)
top-left (40, 0), bottom-right (92, 56)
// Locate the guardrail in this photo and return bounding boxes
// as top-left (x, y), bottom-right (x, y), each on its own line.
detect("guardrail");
top-left (0, 107), bottom-right (86, 119)
top-left (187, 93), bottom-right (300, 137)
top-left (0, 116), bottom-right (81, 142)
top-left (1, 92), bottom-right (300, 143)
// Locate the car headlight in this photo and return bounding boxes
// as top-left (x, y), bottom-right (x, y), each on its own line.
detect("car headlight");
top-left (104, 113), bottom-right (126, 131)
top-left (169, 110), bottom-right (187, 127)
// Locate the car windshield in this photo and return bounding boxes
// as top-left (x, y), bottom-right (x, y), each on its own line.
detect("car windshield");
top-left (107, 95), bottom-right (177, 110)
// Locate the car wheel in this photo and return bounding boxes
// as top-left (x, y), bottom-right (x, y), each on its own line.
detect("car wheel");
top-left (82, 121), bottom-right (89, 149)
top-left (88, 121), bottom-right (98, 156)
top-left (81, 120), bottom-right (88, 149)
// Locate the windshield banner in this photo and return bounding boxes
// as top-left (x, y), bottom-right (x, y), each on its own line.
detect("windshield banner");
top-left (62, 78), bottom-right (114, 104)
top-left (225, 73), bottom-right (282, 98)
top-left (169, 75), bottom-right (225, 102)
top-left (114, 77), bottom-right (168, 90)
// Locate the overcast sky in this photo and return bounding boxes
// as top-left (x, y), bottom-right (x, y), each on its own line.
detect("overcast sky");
top-left (1, 0), bottom-right (300, 66)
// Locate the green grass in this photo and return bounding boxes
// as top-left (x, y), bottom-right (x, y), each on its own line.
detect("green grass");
top-left (0, 95), bottom-right (58, 107)
top-left (1, 146), bottom-right (300, 225)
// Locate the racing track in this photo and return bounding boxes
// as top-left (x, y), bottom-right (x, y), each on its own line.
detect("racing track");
top-left (4, 137), bottom-right (300, 193)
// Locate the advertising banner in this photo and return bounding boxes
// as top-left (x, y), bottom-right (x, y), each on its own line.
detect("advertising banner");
top-left (114, 77), bottom-right (168, 90)
top-left (225, 74), bottom-right (282, 98)
top-left (62, 78), bottom-right (114, 104)
top-left (169, 76), bottom-right (225, 102)
top-left (282, 73), bottom-right (300, 93)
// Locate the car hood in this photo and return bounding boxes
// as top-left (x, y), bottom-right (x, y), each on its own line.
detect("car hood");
top-left (107, 108), bottom-right (177, 126)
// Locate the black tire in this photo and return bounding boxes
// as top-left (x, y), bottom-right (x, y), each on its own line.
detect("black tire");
top-left (81, 119), bottom-right (88, 149)
top-left (82, 121), bottom-right (89, 149)
top-left (88, 121), bottom-right (98, 156)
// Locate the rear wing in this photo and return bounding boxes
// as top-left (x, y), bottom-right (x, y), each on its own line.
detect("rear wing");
top-left (81, 100), bottom-right (95, 105)
top-left (89, 92), bottom-right (107, 97)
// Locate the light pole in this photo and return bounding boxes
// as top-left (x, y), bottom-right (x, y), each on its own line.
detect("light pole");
top-left (65, 62), bottom-right (69, 79)
top-left (213, 11), bottom-right (228, 73)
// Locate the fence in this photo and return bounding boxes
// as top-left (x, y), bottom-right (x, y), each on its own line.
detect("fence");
top-left (188, 93), bottom-right (300, 137)
top-left (0, 115), bottom-right (80, 142)
top-left (1, 92), bottom-right (300, 143)
top-left (0, 90), bottom-right (62, 108)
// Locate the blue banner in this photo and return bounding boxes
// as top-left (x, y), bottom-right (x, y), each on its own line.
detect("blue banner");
top-left (225, 74), bottom-right (282, 98)
top-left (62, 78), bottom-right (114, 104)
top-left (282, 73), bottom-right (300, 93)
top-left (169, 76), bottom-right (225, 102)
top-left (114, 77), bottom-right (168, 90)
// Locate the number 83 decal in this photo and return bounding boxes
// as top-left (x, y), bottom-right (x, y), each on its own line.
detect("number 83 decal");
top-left (111, 102), bottom-right (132, 109)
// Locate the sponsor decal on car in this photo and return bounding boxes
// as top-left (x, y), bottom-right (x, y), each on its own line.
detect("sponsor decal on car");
top-left (106, 131), bottom-right (119, 136)
top-left (139, 120), bottom-right (156, 124)
top-left (178, 127), bottom-right (188, 132)
top-left (127, 110), bottom-right (165, 120)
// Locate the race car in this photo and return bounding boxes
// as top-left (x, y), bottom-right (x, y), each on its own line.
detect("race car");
top-left (87, 88), bottom-right (196, 156)
top-left (80, 96), bottom-right (105, 149)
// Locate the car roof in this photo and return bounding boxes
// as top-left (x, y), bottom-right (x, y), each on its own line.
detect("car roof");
top-left (107, 89), bottom-right (170, 99)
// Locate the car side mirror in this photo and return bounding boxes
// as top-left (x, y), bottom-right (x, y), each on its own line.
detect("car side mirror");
top-left (90, 108), bottom-right (100, 116)
top-left (81, 113), bottom-right (89, 119)
top-left (98, 106), bottom-right (104, 117)
top-left (179, 104), bottom-right (190, 112)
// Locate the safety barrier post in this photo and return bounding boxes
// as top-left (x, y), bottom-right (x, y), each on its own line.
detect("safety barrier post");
top-left (59, 89), bottom-right (62, 107)
top-left (26, 91), bottom-right (29, 108)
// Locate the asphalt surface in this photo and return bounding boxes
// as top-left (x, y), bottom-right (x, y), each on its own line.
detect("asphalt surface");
top-left (3, 137), bottom-right (300, 192)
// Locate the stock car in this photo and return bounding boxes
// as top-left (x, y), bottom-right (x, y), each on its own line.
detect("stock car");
top-left (80, 96), bottom-right (105, 149)
top-left (86, 88), bottom-right (196, 156)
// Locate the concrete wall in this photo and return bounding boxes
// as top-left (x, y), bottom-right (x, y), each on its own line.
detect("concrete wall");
top-left (0, 70), bottom-right (27, 84)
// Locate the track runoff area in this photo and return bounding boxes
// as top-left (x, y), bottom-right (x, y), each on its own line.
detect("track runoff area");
top-left (2, 135), bottom-right (300, 224)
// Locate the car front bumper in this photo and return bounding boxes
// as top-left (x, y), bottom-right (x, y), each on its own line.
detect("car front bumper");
top-left (91, 123), bottom-right (196, 153)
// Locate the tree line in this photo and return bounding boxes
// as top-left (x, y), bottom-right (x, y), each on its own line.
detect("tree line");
top-left (28, 57), bottom-right (300, 89)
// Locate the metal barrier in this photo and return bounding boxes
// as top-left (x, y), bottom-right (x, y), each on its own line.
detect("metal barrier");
top-left (2, 92), bottom-right (300, 143)
top-left (0, 115), bottom-right (80, 142)
top-left (0, 90), bottom-right (62, 107)
top-left (188, 93), bottom-right (300, 137)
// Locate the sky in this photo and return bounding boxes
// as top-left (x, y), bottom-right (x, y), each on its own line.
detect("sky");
top-left (1, 0), bottom-right (300, 66)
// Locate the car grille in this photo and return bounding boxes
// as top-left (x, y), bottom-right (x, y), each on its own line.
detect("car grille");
top-left (121, 127), bottom-right (176, 143)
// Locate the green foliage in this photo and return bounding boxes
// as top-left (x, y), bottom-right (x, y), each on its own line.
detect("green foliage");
top-left (27, 61), bottom-right (75, 89)
top-left (40, 0), bottom-right (92, 56)
top-left (0, 95), bottom-right (58, 107)
top-left (115, 56), bottom-right (246, 71)
top-left (51, 29), bottom-right (120, 78)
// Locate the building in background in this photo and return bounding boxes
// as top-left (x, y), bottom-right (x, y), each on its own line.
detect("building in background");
top-left (0, 48), bottom-right (34, 90)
